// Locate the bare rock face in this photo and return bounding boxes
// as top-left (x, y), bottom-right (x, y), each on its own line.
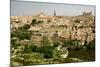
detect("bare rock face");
top-left (57, 45), bottom-right (69, 58)
top-left (60, 49), bottom-right (69, 58)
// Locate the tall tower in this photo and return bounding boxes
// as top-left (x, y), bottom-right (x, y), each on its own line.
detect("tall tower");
top-left (54, 10), bottom-right (56, 16)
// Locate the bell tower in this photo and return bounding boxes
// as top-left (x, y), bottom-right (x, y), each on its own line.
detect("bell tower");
top-left (54, 10), bottom-right (56, 16)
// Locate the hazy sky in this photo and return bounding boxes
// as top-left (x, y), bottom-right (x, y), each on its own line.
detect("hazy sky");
top-left (11, 0), bottom-right (95, 16)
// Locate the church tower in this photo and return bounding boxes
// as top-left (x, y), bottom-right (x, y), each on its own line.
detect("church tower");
top-left (54, 10), bottom-right (56, 16)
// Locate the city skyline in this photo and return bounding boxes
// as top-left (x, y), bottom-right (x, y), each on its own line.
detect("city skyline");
top-left (11, 0), bottom-right (95, 16)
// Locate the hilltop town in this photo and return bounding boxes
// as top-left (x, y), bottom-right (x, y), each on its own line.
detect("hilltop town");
top-left (11, 11), bottom-right (95, 66)
top-left (11, 11), bottom-right (95, 46)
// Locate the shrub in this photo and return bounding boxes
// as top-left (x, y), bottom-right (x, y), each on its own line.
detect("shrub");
top-left (28, 44), bottom-right (40, 52)
top-left (11, 38), bottom-right (17, 48)
top-left (74, 19), bottom-right (80, 23)
top-left (40, 36), bottom-right (55, 58)
top-left (31, 19), bottom-right (37, 25)
top-left (31, 19), bottom-right (43, 26)
top-left (53, 41), bottom-right (60, 47)
top-left (18, 24), bottom-right (30, 32)
top-left (11, 31), bottom-right (17, 38)
top-left (37, 20), bottom-right (43, 23)
top-left (23, 24), bottom-right (30, 30)
top-left (17, 32), bottom-right (31, 40)
top-left (41, 36), bottom-right (51, 46)
top-left (47, 20), bottom-right (51, 22)
top-left (40, 46), bottom-right (54, 58)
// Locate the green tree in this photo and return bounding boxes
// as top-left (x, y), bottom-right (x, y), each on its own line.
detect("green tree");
top-left (31, 19), bottom-right (43, 26)
top-left (17, 32), bottom-right (31, 40)
top-left (41, 36), bottom-right (51, 46)
top-left (31, 19), bottom-right (37, 25)
top-left (40, 36), bottom-right (54, 58)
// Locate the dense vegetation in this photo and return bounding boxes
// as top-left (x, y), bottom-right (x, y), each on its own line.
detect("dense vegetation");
top-left (11, 16), bottom-right (95, 67)
top-left (11, 29), bottom-right (95, 66)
